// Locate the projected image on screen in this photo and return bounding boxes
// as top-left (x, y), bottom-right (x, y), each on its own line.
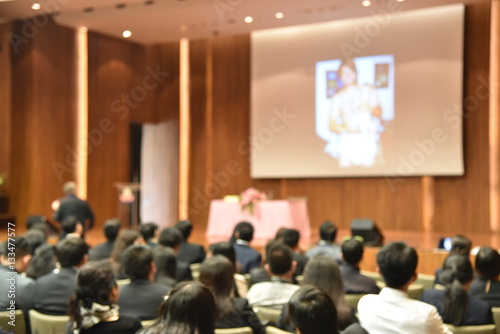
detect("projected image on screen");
top-left (316, 55), bottom-right (395, 168)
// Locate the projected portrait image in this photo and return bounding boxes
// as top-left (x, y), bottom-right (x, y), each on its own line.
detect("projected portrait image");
top-left (316, 55), bottom-right (395, 168)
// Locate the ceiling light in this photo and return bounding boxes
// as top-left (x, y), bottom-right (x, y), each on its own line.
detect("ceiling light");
top-left (275, 12), bottom-right (284, 19)
top-left (397, 0), bottom-right (405, 2)
top-left (79, 26), bottom-right (88, 33)
top-left (244, 16), bottom-right (253, 23)
top-left (362, 0), bottom-right (371, 7)
top-left (31, 3), bottom-right (41, 10)
top-left (122, 30), bottom-right (132, 38)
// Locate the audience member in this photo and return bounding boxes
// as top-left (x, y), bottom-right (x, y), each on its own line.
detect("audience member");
top-left (138, 281), bottom-right (216, 334)
top-left (25, 243), bottom-right (56, 279)
top-left (117, 245), bottom-right (171, 320)
top-left (306, 221), bottom-right (341, 262)
top-left (153, 245), bottom-right (178, 290)
top-left (249, 239), bottom-right (281, 286)
top-left (176, 220), bottom-right (206, 265)
top-left (357, 242), bottom-right (452, 334)
top-left (340, 238), bottom-right (380, 294)
top-left (140, 222), bottom-right (159, 248)
top-left (277, 228), bottom-right (308, 279)
top-left (23, 228), bottom-right (47, 254)
top-left (54, 181), bottom-right (94, 235)
top-left (246, 242), bottom-right (299, 308)
top-left (61, 215), bottom-right (84, 240)
top-left (159, 227), bottom-right (192, 281)
top-left (199, 255), bottom-right (265, 334)
top-left (110, 229), bottom-right (141, 278)
top-left (469, 246), bottom-right (500, 307)
top-left (67, 260), bottom-right (142, 334)
top-left (33, 237), bottom-right (89, 315)
top-left (421, 254), bottom-right (493, 326)
top-left (434, 235), bottom-right (472, 286)
top-left (208, 241), bottom-right (248, 297)
top-left (89, 218), bottom-right (121, 261)
top-left (232, 222), bottom-right (262, 274)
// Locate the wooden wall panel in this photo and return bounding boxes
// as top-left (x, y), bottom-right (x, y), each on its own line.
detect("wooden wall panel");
top-left (433, 3), bottom-right (491, 234)
top-left (0, 23), bottom-right (12, 191)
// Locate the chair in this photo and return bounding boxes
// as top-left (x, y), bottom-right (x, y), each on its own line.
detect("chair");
top-left (266, 326), bottom-right (291, 334)
top-left (407, 283), bottom-right (424, 300)
top-left (345, 294), bottom-right (366, 309)
top-left (295, 275), bottom-right (303, 285)
top-left (117, 278), bottom-right (131, 287)
top-left (190, 263), bottom-right (202, 281)
top-left (215, 327), bottom-right (253, 334)
top-left (29, 309), bottom-right (70, 334)
top-left (0, 309), bottom-right (26, 334)
top-left (415, 273), bottom-right (436, 290)
top-left (360, 270), bottom-right (383, 284)
top-left (141, 319), bottom-right (157, 328)
top-left (254, 306), bottom-right (282, 324)
top-left (445, 324), bottom-right (496, 334)
top-left (492, 307), bottom-right (500, 334)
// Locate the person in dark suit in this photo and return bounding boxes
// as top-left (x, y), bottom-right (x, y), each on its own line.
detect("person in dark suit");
top-left (33, 238), bottom-right (89, 315)
top-left (89, 218), bottom-right (121, 261)
top-left (232, 222), bottom-right (262, 274)
top-left (176, 220), bottom-right (206, 265)
top-left (422, 254), bottom-right (493, 326)
top-left (140, 222), bottom-right (159, 248)
top-left (277, 228), bottom-right (308, 281)
top-left (54, 181), bottom-right (94, 235)
top-left (117, 245), bottom-right (171, 320)
top-left (469, 246), bottom-right (500, 307)
top-left (158, 227), bottom-right (193, 281)
top-left (434, 235), bottom-right (472, 286)
top-left (340, 238), bottom-right (380, 295)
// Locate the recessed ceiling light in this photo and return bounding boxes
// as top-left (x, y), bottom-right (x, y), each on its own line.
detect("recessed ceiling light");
top-left (122, 30), bottom-right (132, 38)
top-left (31, 3), bottom-right (41, 10)
top-left (244, 16), bottom-right (253, 23)
top-left (362, 0), bottom-right (371, 7)
top-left (397, 0), bottom-right (405, 2)
top-left (275, 12), bottom-right (284, 19)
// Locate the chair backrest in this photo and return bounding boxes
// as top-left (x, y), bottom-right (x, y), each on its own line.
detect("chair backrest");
top-left (141, 319), bottom-right (157, 328)
top-left (415, 273), bottom-right (436, 290)
top-left (215, 327), bottom-right (253, 334)
top-left (295, 275), bottom-right (304, 285)
top-left (345, 294), bottom-right (366, 310)
top-left (492, 307), bottom-right (500, 334)
top-left (190, 263), bottom-right (202, 281)
top-left (407, 283), bottom-right (424, 300)
top-left (360, 270), bottom-right (383, 283)
top-left (117, 278), bottom-right (131, 287)
top-left (445, 324), bottom-right (496, 334)
top-left (266, 326), bottom-right (291, 334)
top-left (254, 306), bottom-right (282, 324)
top-left (0, 309), bottom-right (26, 334)
top-left (29, 309), bottom-right (70, 334)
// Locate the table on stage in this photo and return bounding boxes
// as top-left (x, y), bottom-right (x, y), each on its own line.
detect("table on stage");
top-left (206, 199), bottom-right (311, 244)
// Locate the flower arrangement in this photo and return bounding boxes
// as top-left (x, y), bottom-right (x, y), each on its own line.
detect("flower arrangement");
top-left (239, 187), bottom-right (267, 214)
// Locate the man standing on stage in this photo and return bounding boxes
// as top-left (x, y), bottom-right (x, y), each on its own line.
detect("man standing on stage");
top-left (53, 181), bottom-right (94, 235)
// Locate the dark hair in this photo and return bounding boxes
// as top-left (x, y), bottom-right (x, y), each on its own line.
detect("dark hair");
top-left (438, 255), bottom-right (473, 325)
top-left (280, 229), bottom-right (300, 249)
top-left (142, 281), bottom-right (216, 334)
top-left (176, 220), bottom-right (193, 240)
top-left (288, 285), bottom-right (339, 334)
top-left (57, 238), bottom-right (88, 268)
top-left (376, 242), bottom-right (417, 289)
top-left (268, 242), bottom-right (293, 275)
top-left (153, 246), bottom-right (177, 284)
top-left (475, 247), bottom-right (500, 279)
top-left (23, 229), bottom-right (47, 254)
top-left (3, 237), bottom-right (31, 260)
top-left (68, 260), bottom-right (117, 330)
top-left (62, 215), bottom-right (80, 234)
top-left (103, 219), bottom-right (121, 241)
top-left (159, 227), bottom-right (184, 248)
top-left (199, 255), bottom-right (234, 317)
top-left (320, 221), bottom-right (337, 242)
top-left (25, 243), bottom-right (56, 279)
top-left (450, 235), bottom-right (472, 255)
top-left (122, 245), bottom-right (153, 280)
top-left (110, 229), bottom-right (140, 269)
top-left (209, 242), bottom-right (236, 269)
top-left (341, 238), bottom-right (364, 265)
top-left (140, 222), bottom-right (159, 242)
top-left (234, 222), bottom-right (254, 242)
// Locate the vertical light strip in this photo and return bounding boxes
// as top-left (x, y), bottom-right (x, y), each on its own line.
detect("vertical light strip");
top-left (178, 38), bottom-right (190, 220)
top-left (76, 28), bottom-right (88, 199)
top-left (421, 176), bottom-right (434, 232)
top-left (490, 0), bottom-right (500, 232)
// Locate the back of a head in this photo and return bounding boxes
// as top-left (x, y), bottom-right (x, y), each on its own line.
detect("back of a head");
top-left (103, 219), bottom-right (121, 241)
top-left (161, 281), bottom-right (216, 334)
top-left (236, 222), bottom-right (254, 242)
top-left (302, 255), bottom-right (343, 300)
top-left (208, 242), bottom-right (236, 268)
top-left (63, 181), bottom-right (77, 195)
top-left (439, 254), bottom-right (473, 285)
top-left (3, 237), bottom-right (31, 261)
top-left (288, 285), bottom-right (339, 334)
top-left (176, 220), bottom-right (193, 240)
top-left (450, 235), bottom-right (472, 255)
top-left (24, 229), bottom-right (47, 254)
top-left (199, 255), bottom-right (234, 299)
top-left (341, 238), bottom-right (364, 266)
top-left (159, 227), bottom-right (184, 248)
top-left (376, 242), bottom-right (418, 289)
top-left (25, 243), bottom-right (56, 279)
top-left (281, 229), bottom-right (300, 249)
top-left (57, 237), bottom-right (88, 268)
top-left (153, 246), bottom-right (177, 280)
top-left (122, 244), bottom-right (153, 280)
top-left (268, 242), bottom-right (293, 275)
top-left (62, 215), bottom-right (81, 234)
top-left (320, 221), bottom-right (337, 242)
top-left (475, 247), bottom-right (500, 279)
top-left (140, 222), bottom-right (159, 242)
top-left (111, 229), bottom-right (140, 263)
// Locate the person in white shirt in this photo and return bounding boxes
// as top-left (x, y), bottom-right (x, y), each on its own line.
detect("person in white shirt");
top-left (357, 242), bottom-right (452, 334)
